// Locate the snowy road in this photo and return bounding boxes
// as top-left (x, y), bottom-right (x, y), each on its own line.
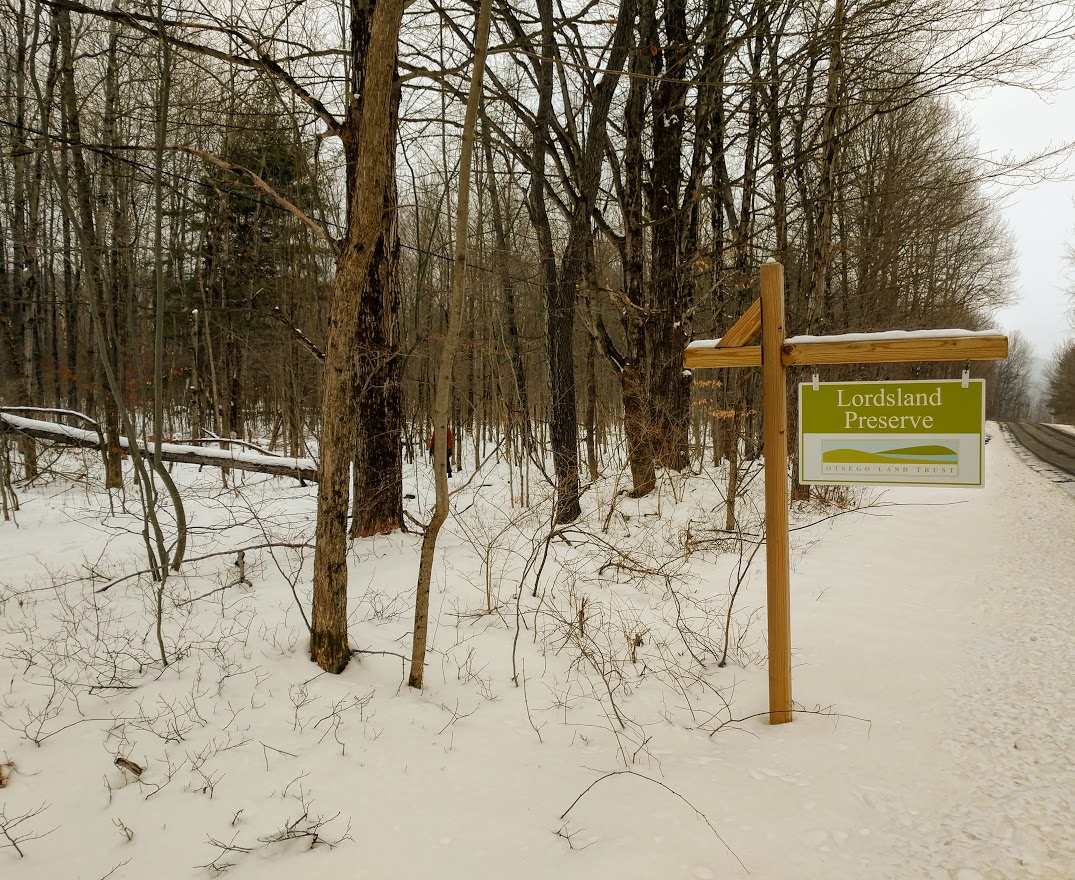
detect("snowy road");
top-left (1006, 421), bottom-right (1075, 480)
top-left (772, 425), bottom-right (1075, 879)
top-left (889, 429), bottom-right (1075, 879)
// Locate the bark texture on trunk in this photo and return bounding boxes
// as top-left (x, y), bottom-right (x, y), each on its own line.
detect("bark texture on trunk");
top-left (807, 0), bottom-right (845, 335)
top-left (482, 134), bottom-right (532, 453)
top-left (311, 0), bottom-right (403, 674)
top-left (7, 4), bottom-right (41, 480)
top-left (348, 0), bottom-right (403, 539)
top-left (618, 17), bottom-right (656, 496)
top-left (350, 148), bottom-right (403, 538)
top-left (645, 0), bottom-right (691, 473)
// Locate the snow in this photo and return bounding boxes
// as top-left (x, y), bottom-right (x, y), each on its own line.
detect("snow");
top-left (785, 328), bottom-right (1004, 344)
top-left (1, 426), bottom-right (1073, 878)
top-left (1, 411), bottom-right (99, 442)
top-left (0, 412), bottom-right (315, 472)
top-left (0, 406), bottom-right (101, 427)
top-left (687, 328), bottom-right (1003, 349)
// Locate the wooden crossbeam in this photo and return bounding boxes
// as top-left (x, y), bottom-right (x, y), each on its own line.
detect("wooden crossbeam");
top-left (683, 345), bottom-right (762, 368)
top-left (716, 297), bottom-right (762, 348)
top-left (781, 334), bottom-right (1008, 366)
top-left (683, 333), bottom-right (1008, 370)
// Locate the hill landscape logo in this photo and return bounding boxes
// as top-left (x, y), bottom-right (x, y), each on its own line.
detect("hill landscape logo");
top-left (820, 440), bottom-right (959, 476)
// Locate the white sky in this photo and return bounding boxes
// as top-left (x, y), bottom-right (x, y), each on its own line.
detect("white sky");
top-left (967, 84), bottom-right (1075, 360)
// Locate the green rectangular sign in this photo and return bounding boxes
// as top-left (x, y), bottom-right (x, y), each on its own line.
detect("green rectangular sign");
top-left (799, 379), bottom-right (985, 486)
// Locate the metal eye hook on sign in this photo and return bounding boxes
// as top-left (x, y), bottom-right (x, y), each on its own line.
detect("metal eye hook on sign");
top-left (811, 371), bottom-right (820, 391)
top-left (962, 362), bottom-right (971, 388)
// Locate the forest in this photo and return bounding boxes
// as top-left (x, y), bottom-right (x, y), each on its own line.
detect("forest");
top-left (0, 0), bottom-right (1072, 683)
top-left (1, 0), bottom-right (1071, 675)
top-left (3, 0), bottom-right (1075, 873)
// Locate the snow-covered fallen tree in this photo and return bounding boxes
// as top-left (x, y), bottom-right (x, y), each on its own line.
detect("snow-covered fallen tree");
top-left (0, 410), bottom-right (317, 482)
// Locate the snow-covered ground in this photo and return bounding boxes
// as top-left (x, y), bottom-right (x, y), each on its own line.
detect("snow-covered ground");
top-left (1, 425), bottom-right (1072, 879)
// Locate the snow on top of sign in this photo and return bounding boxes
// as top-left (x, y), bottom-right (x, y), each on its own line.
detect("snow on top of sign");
top-left (687, 328), bottom-right (1002, 349)
top-left (784, 328), bottom-right (1003, 344)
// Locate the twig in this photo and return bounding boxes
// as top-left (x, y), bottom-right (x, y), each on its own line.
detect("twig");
top-left (0, 802), bottom-right (54, 857)
top-left (520, 660), bottom-right (544, 743)
top-left (97, 859), bottom-right (132, 879)
top-left (559, 770), bottom-right (748, 873)
top-left (708, 705), bottom-right (872, 737)
top-left (261, 742), bottom-right (297, 771)
top-left (95, 541), bottom-right (313, 593)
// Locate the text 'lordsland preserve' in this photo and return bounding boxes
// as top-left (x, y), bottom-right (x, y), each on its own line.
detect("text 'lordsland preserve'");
top-left (837, 387), bottom-right (942, 430)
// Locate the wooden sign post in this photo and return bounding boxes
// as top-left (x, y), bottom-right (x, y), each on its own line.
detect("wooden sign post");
top-left (684, 260), bottom-right (1008, 724)
top-left (760, 263), bottom-right (792, 724)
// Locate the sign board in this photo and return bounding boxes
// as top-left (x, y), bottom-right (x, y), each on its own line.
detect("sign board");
top-left (799, 378), bottom-right (985, 486)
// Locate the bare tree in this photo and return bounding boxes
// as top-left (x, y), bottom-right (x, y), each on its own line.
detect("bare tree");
top-left (409, 0), bottom-right (493, 690)
top-left (311, 0), bottom-right (406, 673)
top-left (1044, 339), bottom-right (1075, 424)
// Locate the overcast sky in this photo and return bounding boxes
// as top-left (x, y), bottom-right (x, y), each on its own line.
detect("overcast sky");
top-left (967, 84), bottom-right (1075, 361)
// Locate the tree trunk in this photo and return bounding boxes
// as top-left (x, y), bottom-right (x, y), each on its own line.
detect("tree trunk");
top-left (9, 0), bottom-right (40, 479)
top-left (530, 0), bottom-right (637, 523)
top-left (349, 32), bottom-right (403, 537)
top-left (311, 0), bottom-right (404, 674)
top-left (806, 0), bottom-right (845, 335)
top-left (645, 0), bottom-right (691, 472)
top-left (409, 0), bottom-right (493, 689)
top-left (0, 412), bottom-right (318, 480)
top-left (99, 19), bottom-right (129, 490)
top-left (619, 35), bottom-right (656, 496)
top-left (350, 148), bottom-right (403, 537)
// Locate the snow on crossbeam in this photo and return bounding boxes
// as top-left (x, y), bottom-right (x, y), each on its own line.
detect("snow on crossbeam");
top-left (687, 327), bottom-right (1002, 349)
top-left (0, 412), bottom-right (318, 482)
top-left (784, 328), bottom-right (1002, 344)
top-left (684, 329), bottom-right (1008, 369)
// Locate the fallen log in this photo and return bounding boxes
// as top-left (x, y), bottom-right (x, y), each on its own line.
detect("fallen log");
top-left (0, 411), bottom-right (318, 483)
